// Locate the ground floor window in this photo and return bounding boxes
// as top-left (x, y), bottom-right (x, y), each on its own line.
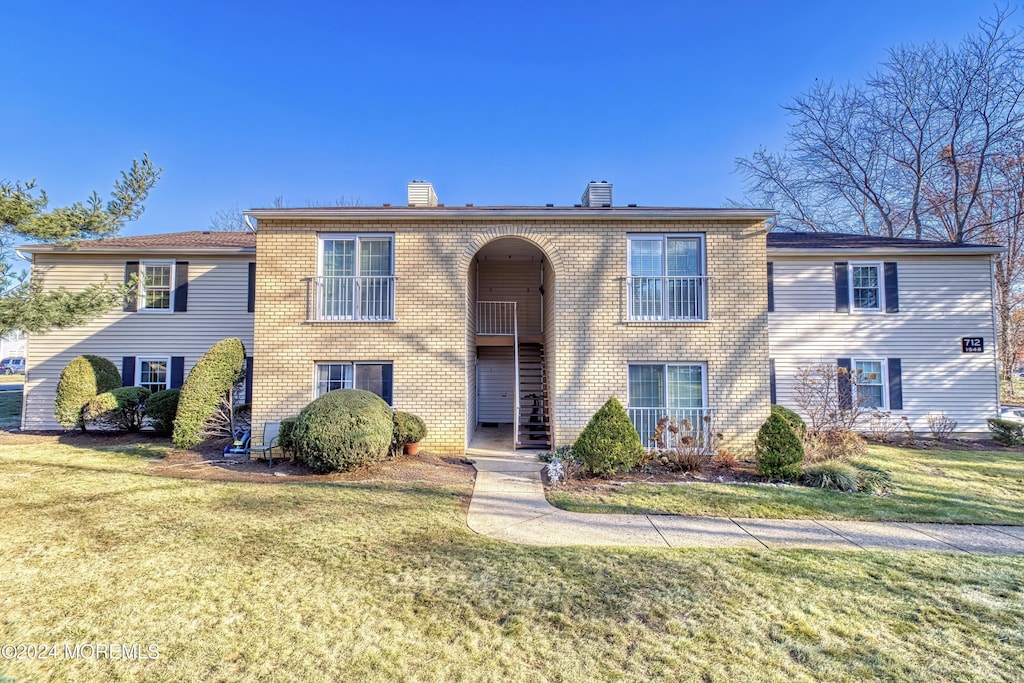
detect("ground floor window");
top-left (853, 358), bottom-right (887, 409)
top-left (137, 357), bottom-right (170, 394)
top-left (315, 362), bottom-right (393, 404)
top-left (626, 363), bottom-right (707, 444)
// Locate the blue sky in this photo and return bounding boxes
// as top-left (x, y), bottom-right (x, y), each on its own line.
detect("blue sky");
top-left (3, 0), bottom-right (1002, 236)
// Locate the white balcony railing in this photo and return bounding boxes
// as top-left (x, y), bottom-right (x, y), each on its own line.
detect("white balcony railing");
top-left (477, 301), bottom-right (518, 335)
top-left (626, 276), bottom-right (710, 321)
top-left (305, 276), bottom-right (396, 322)
top-left (627, 407), bottom-right (716, 450)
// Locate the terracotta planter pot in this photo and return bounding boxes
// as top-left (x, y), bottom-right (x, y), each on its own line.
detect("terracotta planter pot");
top-left (404, 442), bottom-right (420, 455)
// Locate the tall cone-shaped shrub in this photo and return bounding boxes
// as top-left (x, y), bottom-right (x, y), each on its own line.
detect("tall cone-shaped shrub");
top-left (573, 396), bottom-right (645, 476)
top-left (54, 355), bottom-right (121, 430)
top-left (755, 411), bottom-right (805, 481)
top-left (172, 338), bottom-right (246, 449)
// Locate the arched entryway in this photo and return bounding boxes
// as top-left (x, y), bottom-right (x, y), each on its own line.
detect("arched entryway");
top-left (466, 236), bottom-right (557, 450)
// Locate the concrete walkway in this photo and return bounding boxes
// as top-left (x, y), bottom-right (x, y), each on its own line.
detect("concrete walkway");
top-left (465, 428), bottom-right (1024, 554)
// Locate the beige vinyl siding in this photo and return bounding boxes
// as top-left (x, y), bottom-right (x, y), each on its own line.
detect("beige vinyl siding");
top-left (768, 253), bottom-right (998, 431)
top-left (24, 253), bottom-right (255, 430)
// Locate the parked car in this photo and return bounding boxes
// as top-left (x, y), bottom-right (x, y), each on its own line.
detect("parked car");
top-left (0, 357), bottom-right (25, 375)
top-left (999, 407), bottom-right (1024, 423)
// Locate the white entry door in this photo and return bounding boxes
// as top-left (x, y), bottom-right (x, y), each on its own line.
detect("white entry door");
top-left (477, 346), bottom-right (515, 423)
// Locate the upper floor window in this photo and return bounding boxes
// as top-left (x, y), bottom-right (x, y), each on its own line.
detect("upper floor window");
top-left (851, 263), bottom-right (881, 312)
top-left (141, 262), bottom-right (174, 311)
top-left (835, 261), bottom-right (898, 314)
top-left (626, 235), bottom-right (708, 321)
top-left (309, 234), bottom-right (395, 321)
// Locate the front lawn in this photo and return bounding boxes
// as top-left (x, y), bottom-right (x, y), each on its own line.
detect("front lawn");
top-left (548, 445), bottom-right (1024, 525)
top-left (1, 436), bottom-right (1022, 681)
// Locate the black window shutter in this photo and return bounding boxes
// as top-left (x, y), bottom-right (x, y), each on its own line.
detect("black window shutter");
top-left (174, 262), bottom-right (189, 312)
top-left (884, 262), bottom-right (899, 313)
top-left (381, 363), bottom-right (393, 405)
top-left (837, 357), bottom-right (853, 409)
top-left (122, 356), bottom-right (136, 386)
top-left (767, 262), bottom-right (775, 313)
top-left (834, 262), bottom-right (849, 313)
top-left (245, 356), bottom-right (253, 404)
top-left (247, 262), bottom-right (256, 313)
top-left (769, 358), bottom-right (777, 405)
top-left (170, 357), bottom-right (185, 389)
top-left (887, 358), bottom-right (903, 410)
top-left (123, 262), bottom-right (139, 312)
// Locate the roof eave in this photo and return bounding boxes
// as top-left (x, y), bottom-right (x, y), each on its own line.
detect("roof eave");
top-left (767, 246), bottom-right (1004, 256)
top-left (245, 207), bottom-right (778, 221)
top-left (20, 245), bottom-right (256, 255)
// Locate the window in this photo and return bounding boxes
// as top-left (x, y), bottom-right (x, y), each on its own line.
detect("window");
top-left (850, 263), bottom-right (882, 312)
top-left (315, 362), bottom-right (393, 404)
top-left (140, 262), bottom-right (174, 311)
top-left (626, 363), bottom-right (707, 442)
top-left (854, 359), bottom-right (887, 409)
top-left (137, 357), bottom-right (170, 393)
top-left (626, 235), bottom-right (707, 321)
top-left (313, 234), bottom-right (395, 321)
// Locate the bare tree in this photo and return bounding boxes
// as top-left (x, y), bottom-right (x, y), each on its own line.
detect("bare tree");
top-left (737, 7), bottom-right (1024, 382)
top-left (208, 195), bottom-right (362, 232)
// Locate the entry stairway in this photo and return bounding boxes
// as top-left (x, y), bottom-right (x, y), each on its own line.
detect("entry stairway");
top-left (516, 342), bottom-right (550, 449)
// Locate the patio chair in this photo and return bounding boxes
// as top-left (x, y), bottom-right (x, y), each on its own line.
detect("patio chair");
top-left (247, 421), bottom-right (281, 467)
top-left (223, 429), bottom-right (251, 457)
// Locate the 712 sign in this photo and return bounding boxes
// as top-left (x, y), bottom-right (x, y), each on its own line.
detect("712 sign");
top-left (962, 337), bottom-right (984, 353)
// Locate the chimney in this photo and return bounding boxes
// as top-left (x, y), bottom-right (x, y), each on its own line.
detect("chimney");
top-left (407, 180), bottom-right (438, 207)
top-left (581, 180), bottom-right (612, 207)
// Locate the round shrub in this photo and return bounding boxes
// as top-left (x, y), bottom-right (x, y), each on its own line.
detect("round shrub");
top-left (172, 338), bottom-right (246, 449)
top-left (54, 355), bottom-right (121, 430)
top-left (573, 396), bottom-right (645, 477)
top-left (144, 389), bottom-right (180, 436)
top-left (279, 417), bottom-right (299, 456)
top-left (755, 411), bottom-right (805, 481)
top-left (771, 404), bottom-right (806, 437)
top-left (83, 386), bottom-right (151, 432)
top-left (392, 410), bottom-right (428, 452)
top-left (292, 389), bottom-right (393, 473)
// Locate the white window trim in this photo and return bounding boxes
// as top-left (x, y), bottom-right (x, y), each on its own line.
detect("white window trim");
top-left (848, 262), bottom-right (885, 314)
top-left (136, 356), bottom-right (172, 393)
top-left (316, 233), bottom-right (395, 278)
top-left (625, 233), bottom-right (708, 322)
top-left (313, 361), bottom-right (393, 403)
top-left (625, 362), bottom-right (709, 408)
top-left (139, 260), bottom-right (175, 313)
top-left (852, 357), bottom-right (889, 410)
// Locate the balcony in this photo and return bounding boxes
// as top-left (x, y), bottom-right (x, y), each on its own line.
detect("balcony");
top-left (625, 276), bottom-right (711, 322)
top-left (627, 406), bottom-right (716, 450)
top-left (305, 276), bottom-right (396, 322)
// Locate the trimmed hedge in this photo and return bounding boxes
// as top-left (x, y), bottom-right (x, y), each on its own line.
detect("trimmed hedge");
top-left (54, 355), bottom-right (121, 430)
top-left (83, 386), bottom-right (151, 432)
top-left (172, 338), bottom-right (246, 449)
top-left (771, 404), bottom-right (806, 437)
top-left (145, 389), bottom-right (180, 436)
top-left (279, 417), bottom-right (298, 456)
top-left (293, 389), bottom-right (393, 473)
top-left (573, 396), bottom-right (645, 477)
top-left (392, 410), bottom-right (428, 453)
top-left (755, 412), bottom-right (805, 481)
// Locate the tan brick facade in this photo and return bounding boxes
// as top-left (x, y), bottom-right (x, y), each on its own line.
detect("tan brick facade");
top-left (252, 213), bottom-right (770, 456)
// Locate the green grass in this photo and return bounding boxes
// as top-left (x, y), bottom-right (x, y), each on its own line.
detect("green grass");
top-left (548, 445), bottom-right (1024, 525)
top-left (0, 390), bottom-right (22, 428)
top-left (0, 373), bottom-right (25, 385)
top-left (2, 439), bottom-right (1023, 681)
